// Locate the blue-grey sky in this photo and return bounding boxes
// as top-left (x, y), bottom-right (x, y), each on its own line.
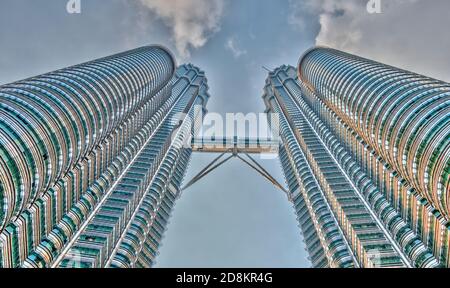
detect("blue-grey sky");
top-left (1, 0), bottom-right (449, 268)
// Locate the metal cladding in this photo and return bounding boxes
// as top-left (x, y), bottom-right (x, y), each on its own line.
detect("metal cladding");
top-left (0, 45), bottom-right (209, 268)
top-left (298, 47), bottom-right (450, 219)
top-left (0, 46), bottom-right (175, 230)
top-left (264, 56), bottom-right (450, 267)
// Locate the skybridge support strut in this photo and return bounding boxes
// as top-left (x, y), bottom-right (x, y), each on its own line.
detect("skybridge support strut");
top-left (179, 146), bottom-right (291, 202)
top-left (236, 153), bottom-right (291, 201)
top-left (179, 151), bottom-right (234, 194)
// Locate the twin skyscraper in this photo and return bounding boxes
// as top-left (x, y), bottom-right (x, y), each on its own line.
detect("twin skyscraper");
top-left (0, 45), bottom-right (448, 268)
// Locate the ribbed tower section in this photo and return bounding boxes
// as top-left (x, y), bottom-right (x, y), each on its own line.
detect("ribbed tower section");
top-left (297, 47), bottom-right (450, 267)
top-left (55, 64), bottom-right (209, 268)
top-left (264, 72), bottom-right (356, 268)
top-left (0, 46), bottom-right (209, 268)
top-left (264, 61), bottom-right (447, 267)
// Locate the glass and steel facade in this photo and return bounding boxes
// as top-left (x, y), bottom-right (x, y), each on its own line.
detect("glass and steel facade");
top-left (0, 46), bottom-right (209, 268)
top-left (264, 47), bottom-right (449, 268)
top-left (1, 44), bottom-right (448, 269)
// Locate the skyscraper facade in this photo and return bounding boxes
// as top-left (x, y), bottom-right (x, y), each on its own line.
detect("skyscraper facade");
top-left (0, 44), bottom-right (448, 269)
top-left (0, 46), bottom-right (209, 268)
top-left (263, 47), bottom-right (449, 268)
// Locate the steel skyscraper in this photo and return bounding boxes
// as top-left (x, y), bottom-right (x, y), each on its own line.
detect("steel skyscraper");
top-left (0, 46), bottom-right (209, 268)
top-left (263, 47), bottom-right (449, 268)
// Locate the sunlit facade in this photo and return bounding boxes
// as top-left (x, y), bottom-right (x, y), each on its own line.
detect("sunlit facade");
top-left (263, 47), bottom-right (450, 268)
top-left (0, 46), bottom-right (209, 268)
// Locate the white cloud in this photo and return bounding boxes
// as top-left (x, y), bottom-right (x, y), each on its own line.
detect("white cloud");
top-left (289, 0), bottom-right (450, 81)
top-left (139, 0), bottom-right (225, 59)
top-left (225, 37), bottom-right (247, 58)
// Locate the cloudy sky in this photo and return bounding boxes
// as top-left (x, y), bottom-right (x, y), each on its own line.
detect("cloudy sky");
top-left (1, 0), bottom-right (449, 267)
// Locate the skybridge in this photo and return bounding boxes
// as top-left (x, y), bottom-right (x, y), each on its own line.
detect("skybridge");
top-left (179, 136), bottom-right (291, 201)
top-left (191, 136), bottom-right (279, 154)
